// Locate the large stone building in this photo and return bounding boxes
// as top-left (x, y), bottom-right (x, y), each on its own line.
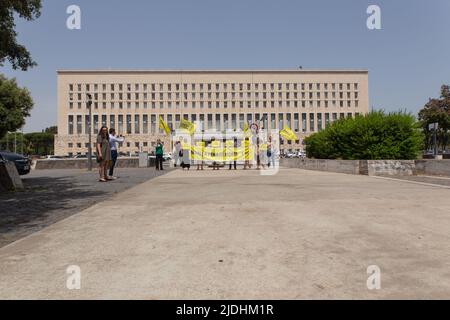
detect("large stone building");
top-left (55, 69), bottom-right (369, 156)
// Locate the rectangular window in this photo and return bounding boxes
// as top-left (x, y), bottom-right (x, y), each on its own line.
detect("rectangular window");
top-left (278, 113), bottom-right (284, 129)
top-left (207, 114), bottom-right (213, 129)
top-left (247, 113), bottom-right (253, 125)
top-left (102, 115), bottom-right (107, 127)
top-left (270, 113), bottom-right (276, 129)
top-left (239, 114), bottom-right (245, 130)
top-left (126, 115), bottom-right (132, 134)
top-left (110, 114), bottom-right (115, 130)
top-left (223, 114), bottom-right (229, 129)
top-left (231, 114), bottom-right (237, 129)
top-left (93, 115), bottom-right (99, 133)
top-left (325, 113), bottom-right (330, 127)
top-left (175, 114), bottom-right (181, 128)
top-left (286, 113), bottom-right (291, 129)
top-left (134, 115), bottom-right (140, 134)
top-left (77, 115), bottom-right (82, 134)
top-left (85, 115), bottom-right (90, 134)
top-left (142, 114), bottom-right (148, 134)
top-left (302, 113), bottom-right (307, 132)
top-left (68, 115), bottom-right (74, 135)
top-left (317, 113), bottom-right (322, 131)
top-left (151, 115), bottom-right (156, 134)
top-left (309, 113), bottom-right (315, 132)
top-left (167, 114), bottom-right (173, 131)
top-left (118, 115), bottom-right (124, 133)
top-left (294, 113), bottom-right (299, 132)
top-left (215, 114), bottom-right (221, 130)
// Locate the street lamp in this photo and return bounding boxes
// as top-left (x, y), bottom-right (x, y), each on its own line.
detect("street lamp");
top-left (86, 93), bottom-right (93, 171)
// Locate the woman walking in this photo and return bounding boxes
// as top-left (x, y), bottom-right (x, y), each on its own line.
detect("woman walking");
top-left (96, 126), bottom-right (111, 182)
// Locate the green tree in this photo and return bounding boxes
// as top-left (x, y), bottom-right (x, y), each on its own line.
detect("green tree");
top-left (25, 131), bottom-right (54, 156)
top-left (43, 125), bottom-right (57, 134)
top-left (418, 85), bottom-right (450, 151)
top-left (0, 74), bottom-right (34, 139)
top-left (304, 111), bottom-right (423, 160)
top-left (0, 0), bottom-right (42, 70)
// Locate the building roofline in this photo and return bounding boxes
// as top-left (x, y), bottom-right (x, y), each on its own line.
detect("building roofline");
top-left (57, 69), bottom-right (369, 75)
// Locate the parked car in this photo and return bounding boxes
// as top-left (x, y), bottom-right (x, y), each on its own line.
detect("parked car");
top-left (0, 151), bottom-right (31, 175)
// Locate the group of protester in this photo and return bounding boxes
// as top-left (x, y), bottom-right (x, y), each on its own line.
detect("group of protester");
top-left (96, 126), bottom-right (125, 182)
top-left (170, 135), bottom-right (278, 171)
top-left (95, 126), bottom-right (279, 181)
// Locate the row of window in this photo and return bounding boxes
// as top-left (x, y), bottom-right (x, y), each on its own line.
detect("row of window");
top-left (69, 91), bottom-right (359, 102)
top-left (69, 82), bottom-right (359, 93)
top-left (67, 112), bottom-right (360, 136)
top-left (69, 99), bottom-right (360, 110)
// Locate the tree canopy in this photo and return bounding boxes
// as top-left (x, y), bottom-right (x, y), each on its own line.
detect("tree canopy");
top-left (418, 85), bottom-right (450, 151)
top-left (0, 74), bottom-right (34, 139)
top-left (0, 0), bottom-right (42, 70)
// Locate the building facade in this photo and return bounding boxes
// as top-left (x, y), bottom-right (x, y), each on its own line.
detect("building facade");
top-left (55, 70), bottom-right (369, 156)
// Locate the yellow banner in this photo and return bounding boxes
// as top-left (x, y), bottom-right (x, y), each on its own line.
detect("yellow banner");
top-left (192, 146), bottom-right (254, 161)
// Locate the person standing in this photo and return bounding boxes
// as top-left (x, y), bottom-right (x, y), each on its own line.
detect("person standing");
top-left (108, 128), bottom-right (125, 179)
top-left (229, 138), bottom-right (237, 170)
top-left (96, 126), bottom-right (111, 182)
top-left (243, 137), bottom-right (250, 170)
top-left (155, 139), bottom-right (164, 170)
top-left (173, 140), bottom-right (181, 167)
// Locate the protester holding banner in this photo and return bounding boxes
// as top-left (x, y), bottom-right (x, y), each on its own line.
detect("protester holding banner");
top-left (228, 139), bottom-right (237, 170)
top-left (243, 137), bottom-right (250, 170)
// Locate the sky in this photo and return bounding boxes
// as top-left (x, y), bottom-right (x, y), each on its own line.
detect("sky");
top-left (2, 0), bottom-right (450, 133)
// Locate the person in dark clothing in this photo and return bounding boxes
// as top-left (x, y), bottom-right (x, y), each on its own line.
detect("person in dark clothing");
top-left (155, 139), bottom-right (164, 170)
top-left (229, 138), bottom-right (237, 170)
top-left (108, 128), bottom-right (125, 179)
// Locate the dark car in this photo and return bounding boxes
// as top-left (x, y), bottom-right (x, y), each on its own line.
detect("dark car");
top-left (0, 151), bottom-right (31, 175)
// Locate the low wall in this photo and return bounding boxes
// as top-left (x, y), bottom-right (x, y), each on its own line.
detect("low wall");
top-left (34, 157), bottom-right (156, 170)
top-left (280, 159), bottom-right (360, 175)
top-left (281, 159), bottom-right (450, 177)
top-left (415, 160), bottom-right (450, 176)
top-left (366, 160), bottom-right (416, 176)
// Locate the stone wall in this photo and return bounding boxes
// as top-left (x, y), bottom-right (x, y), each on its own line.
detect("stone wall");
top-left (34, 157), bottom-right (156, 170)
top-left (415, 160), bottom-right (450, 176)
top-left (280, 159), bottom-right (360, 175)
top-left (281, 158), bottom-right (450, 177)
top-left (366, 160), bottom-right (416, 176)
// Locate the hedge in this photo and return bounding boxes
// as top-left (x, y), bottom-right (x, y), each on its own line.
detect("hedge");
top-left (304, 111), bottom-right (423, 160)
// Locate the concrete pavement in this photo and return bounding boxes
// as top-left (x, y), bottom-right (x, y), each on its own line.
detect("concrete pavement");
top-left (0, 168), bottom-right (449, 299)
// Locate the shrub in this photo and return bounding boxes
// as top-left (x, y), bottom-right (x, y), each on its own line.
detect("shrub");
top-left (304, 111), bottom-right (423, 160)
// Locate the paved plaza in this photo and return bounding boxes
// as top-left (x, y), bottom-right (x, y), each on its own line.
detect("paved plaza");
top-left (0, 168), bottom-right (449, 299)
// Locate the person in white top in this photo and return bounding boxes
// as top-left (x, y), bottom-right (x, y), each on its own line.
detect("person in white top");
top-left (108, 128), bottom-right (125, 179)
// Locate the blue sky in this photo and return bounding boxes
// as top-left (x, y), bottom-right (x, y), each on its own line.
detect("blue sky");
top-left (2, 0), bottom-right (450, 132)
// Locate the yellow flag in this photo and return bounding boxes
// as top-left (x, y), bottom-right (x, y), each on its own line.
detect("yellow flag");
top-left (159, 116), bottom-right (171, 135)
top-left (179, 118), bottom-right (195, 135)
top-left (243, 122), bottom-right (249, 132)
top-left (280, 125), bottom-right (297, 141)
